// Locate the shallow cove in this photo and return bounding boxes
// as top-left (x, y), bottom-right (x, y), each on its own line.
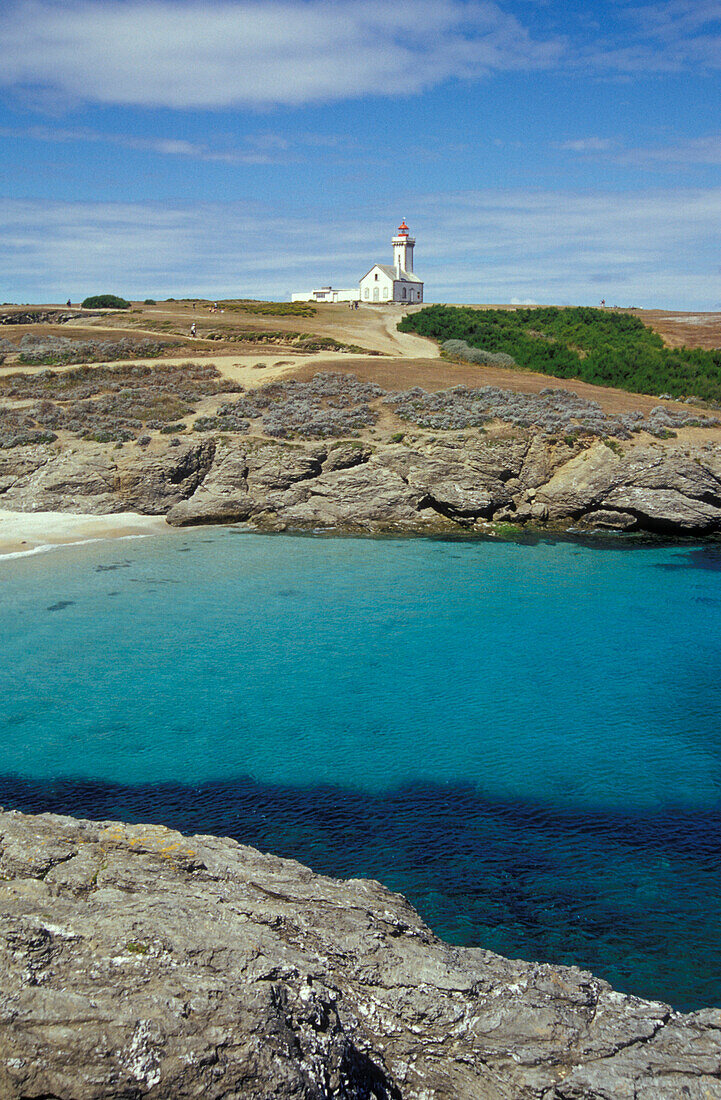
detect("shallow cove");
top-left (2, 529), bottom-right (720, 1011)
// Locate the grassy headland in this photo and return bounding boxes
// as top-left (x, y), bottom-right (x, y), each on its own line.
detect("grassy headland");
top-left (399, 306), bottom-right (721, 404)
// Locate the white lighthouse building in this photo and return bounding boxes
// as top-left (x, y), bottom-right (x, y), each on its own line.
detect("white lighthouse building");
top-left (291, 221), bottom-right (424, 305)
top-left (359, 220), bottom-right (424, 304)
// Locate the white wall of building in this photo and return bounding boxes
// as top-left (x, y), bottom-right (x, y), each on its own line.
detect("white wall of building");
top-left (392, 237), bottom-right (414, 273)
top-left (359, 267), bottom-right (395, 303)
top-left (359, 266), bottom-right (423, 304)
top-left (292, 287), bottom-right (360, 303)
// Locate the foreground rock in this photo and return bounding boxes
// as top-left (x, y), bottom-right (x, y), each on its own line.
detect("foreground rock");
top-left (1, 809), bottom-right (720, 1099)
top-left (2, 432), bottom-right (721, 537)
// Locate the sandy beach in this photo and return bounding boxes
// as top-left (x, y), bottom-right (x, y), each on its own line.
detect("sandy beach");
top-left (0, 509), bottom-right (170, 559)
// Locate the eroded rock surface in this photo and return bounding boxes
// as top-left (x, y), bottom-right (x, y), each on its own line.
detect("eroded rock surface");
top-left (2, 431), bottom-right (721, 536)
top-left (0, 809), bottom-right (719, 1099)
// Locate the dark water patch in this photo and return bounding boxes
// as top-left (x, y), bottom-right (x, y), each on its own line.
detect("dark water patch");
top-left (95, 563), bottom-right (131, 572)
top-left (128, 578), bottom-right (179, 585)
top-left (46, 600), bottom-right (74, 611)
top-left (656, 547), bottom-right (721, 571)
top-left (2, 772), bottom-right (719, 1013)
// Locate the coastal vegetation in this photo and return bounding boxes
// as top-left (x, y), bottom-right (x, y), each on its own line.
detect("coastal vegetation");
top-left (1, 361), bottom-right (716, 449)
top-left (202, 330), bottom-right (373, 354)
top-left (81, 294), bottom-right (131, 309)
top-left (194, 373), bottom-right (384, 438)
top-left (1, 334), bottom-right (174, 366)
top-left (0, 361), bottom-right (241, 447)
top-left (383, 384), bottom-right (715, 438)
top-left (219, 299), bottom-right (317, 317)
top-left (399, 306), bottom-right (721, 404)
top-left (191, 372), bottom-right (715, 441)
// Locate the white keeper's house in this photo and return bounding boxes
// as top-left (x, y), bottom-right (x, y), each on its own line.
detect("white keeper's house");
top-left (292, 221), bottom-right (424, 305)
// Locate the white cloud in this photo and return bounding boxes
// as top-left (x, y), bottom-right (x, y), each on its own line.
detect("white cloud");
top-left (557, 137), bottom-right (615, 153)
top-left (556, 132), bottom-right (721, 168)
top-left (0, 125), bottom-right (285, 164)
top-left (619, 134), bottom-right (721, 166)
top-left (585, 0), bottom-right (721, 73)
top-left (0, 0), bottom-right (562, 109)
top-left (2, 187), bottom-right (720, 309)
top-left (3, 0), bottom-right (721, 112)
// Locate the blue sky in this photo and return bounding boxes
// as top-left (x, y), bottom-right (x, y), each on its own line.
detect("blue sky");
top-left (2, 0), bottom-right (721, 307)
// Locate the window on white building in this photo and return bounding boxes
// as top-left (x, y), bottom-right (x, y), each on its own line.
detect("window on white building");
top-left (402, 287), bottom-right (407, 299)
top-left (364, 288), bottom-right (369, 299)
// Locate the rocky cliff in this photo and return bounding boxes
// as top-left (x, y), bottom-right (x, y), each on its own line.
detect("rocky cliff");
top-left (0, 809), bottom-right (719, 1099)
top-left (2, 430), bottom-right (721, 537)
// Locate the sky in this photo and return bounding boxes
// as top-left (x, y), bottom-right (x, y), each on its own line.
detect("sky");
top-left (2, 0), bottom-right (721, 308)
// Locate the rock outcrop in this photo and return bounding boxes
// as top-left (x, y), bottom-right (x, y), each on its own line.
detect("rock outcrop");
top-left (2, 432), bottom-right (721, 537)
top-left (1, 808), bottom-right (720, 1099)
top-left (0, 310), bottom-right (91, 326)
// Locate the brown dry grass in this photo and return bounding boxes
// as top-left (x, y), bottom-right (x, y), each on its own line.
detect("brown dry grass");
top-left (629, 309), bottom-right (721, 350)
top-left (3, 300), bottom-right (720, 416)
top-left (288, 356), bottom-right (695, 417)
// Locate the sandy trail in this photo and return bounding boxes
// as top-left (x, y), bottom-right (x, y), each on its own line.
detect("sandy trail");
top-left (0, 351), bottom-right (354, 388)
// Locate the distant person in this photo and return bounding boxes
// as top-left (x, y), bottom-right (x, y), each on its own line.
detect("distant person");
top-left (66, 298), bottom-right (71, 307)
top-left (190, 322), bottom-right (196, 337)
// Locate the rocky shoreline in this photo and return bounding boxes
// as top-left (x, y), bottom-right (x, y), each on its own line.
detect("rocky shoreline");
top-left (1, 428), bottom-right (721, 538)
top-left (1, 808), bottom-right (720, 1099)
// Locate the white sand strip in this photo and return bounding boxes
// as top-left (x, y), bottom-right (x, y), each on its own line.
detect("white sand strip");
top-left (0, 510), bottom-right (170, 558)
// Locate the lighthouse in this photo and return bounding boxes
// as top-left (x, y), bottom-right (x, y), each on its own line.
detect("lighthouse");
top-left (392, 219), bottom-right (415, 275)
top-left (292, 220), bottom-right (424, 305)
top-left (358, 221), bottom-right (424, 304)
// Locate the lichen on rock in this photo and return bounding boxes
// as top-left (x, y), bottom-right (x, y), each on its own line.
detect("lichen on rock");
top-left (0, 809), bottom-right (720, 1099)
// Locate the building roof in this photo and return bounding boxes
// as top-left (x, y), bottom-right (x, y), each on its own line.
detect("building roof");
top-left (361, 263), bottom-right (423, 284)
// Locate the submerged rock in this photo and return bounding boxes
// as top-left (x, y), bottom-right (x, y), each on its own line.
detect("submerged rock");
top-left (0, 808), bottom-right (719, 1098)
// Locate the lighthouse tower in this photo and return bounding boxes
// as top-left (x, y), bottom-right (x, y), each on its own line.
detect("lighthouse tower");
top-left (392, 220), bottom-right (415, 275)
top-left (357, 221), bottom-right (424, 304)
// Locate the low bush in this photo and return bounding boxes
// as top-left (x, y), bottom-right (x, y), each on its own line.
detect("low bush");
top-left (0, 361), bottom-right (242, 442)
top-left (401, 306), bottom-right (721, 404)
top-left (442, 339), bottom-right (517, 368)
top-left (383, 383), bottom-right (719, 439)
top-left (16, 334), bottom-right (172, 366)
top-left (81, 295), bottom-right (131, 309)
top-left (194, 372), bottom-right (385, 438)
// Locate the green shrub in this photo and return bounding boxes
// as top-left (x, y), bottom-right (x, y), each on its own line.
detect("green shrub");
top-left (400, 306), bottom-right (721, 404)
top-left (81, 295), bottom-right (131, 309)
top-left (143, 298), bottom-right (157, 305)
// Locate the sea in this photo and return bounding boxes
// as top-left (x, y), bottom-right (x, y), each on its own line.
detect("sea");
top-left (2, 527), bottom-right (720, 1012)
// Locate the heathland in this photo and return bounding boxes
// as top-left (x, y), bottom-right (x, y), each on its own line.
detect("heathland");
top-left (3, 300), bottom-right (721, 1097)
top-left (2, 297), bottom-right (721, 551)
top-left (400, 304), bottom-right (721, 403)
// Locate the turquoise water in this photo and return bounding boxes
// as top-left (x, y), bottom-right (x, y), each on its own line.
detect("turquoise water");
top-left (2, 530), bottom-right (720, 1010)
